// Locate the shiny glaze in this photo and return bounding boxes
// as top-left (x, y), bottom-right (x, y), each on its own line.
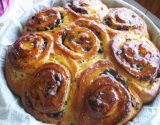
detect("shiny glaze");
top-left (74, 60), bottom-right (132, 125)
top-left (65, 0), bottom-right (108, 21)
top-left (111, 34), bottom-right (160, 81)
top-left (7, 33), bottom-right (53, 72)
top-left (103, 8), bottom-right (147, 36)
top-left (26, 8), bottom-right (61, 31)
top-left (22, 62), bottom-right (70, 122)
top-left (68, 0), bottom-right (102, 14)
top-left (13, 34), bottom-right (43, 59)
top-left (54, 19), bottom-right (102, 60)
top-left (5, 0), bottom-right (160, 124)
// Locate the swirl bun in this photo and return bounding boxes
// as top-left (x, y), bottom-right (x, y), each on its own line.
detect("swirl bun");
top-left (110, 34), bottom-right (160, 103)
top-left (73, 60), bottom-right (142, 125)
top-left (54, 19), bottom-right (109, 62)
top-left (103, 8), bottom-right (149, 38)
top-left (7, 33), bottom-right (53, 71)
top-left (5, 0), bottom-right (160, 124)
top-left (5, 33), bottom-right (53, 96)
top-left (65, 0), bottom-right (108, 21)
top-left (23, 7), bottom-right (74, 33)
top-left (22, 62), bottom-right (72, 124)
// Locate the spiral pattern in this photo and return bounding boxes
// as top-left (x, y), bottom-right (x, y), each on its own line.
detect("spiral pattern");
top-left (25, 7), bottom-right (62, 31)
top-left (103, 8), bottom-right (147, 36)
top-left (22, 62), bottom-right (71, 124)
top-left (5, 0), bottom-right (160, 124)
top-left (74, 60), bottom-right (132, 125)
top-left (7, 33), bottom-right (53, 72)
top-left (65, 0), bottom-right (108, 21)
top-left (110, 34), bottom-right (160, 81)
top-left (54, 19), bottom-right (104, 60)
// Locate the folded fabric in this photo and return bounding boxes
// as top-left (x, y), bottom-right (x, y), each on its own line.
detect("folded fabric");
top-left (0, 0), bottom-right (9, 16)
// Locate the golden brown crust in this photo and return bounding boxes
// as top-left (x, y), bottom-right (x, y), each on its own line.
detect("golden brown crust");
top-left (54, 26), bottom-right (100, 60)
top-left (128, 79), bottom-right (160, 103)
top-left (7, 32), bottom-right (53, 72)
top-left (109, 34), bottom-right (160, 103)
top-left (103, 8), bottom-right (149, 38)
top-left (110, 34), bottom-right (160, 82)
top-left (73, 60), bottom-right (142, 125)
top-left (64, 0), bottom-right (109, 21)
top-left (22, 62), bottom-right (73, 124)
top-left (6, 32), bottom-right (54, 97)
top-left (23, 6), bottom-right (76, 34)
top-left (4, 1), bottom-right (160, 125)
top-left (5, 59), bottom-right (27, 96)
top-left (54, 19), bottom-right (109, 61)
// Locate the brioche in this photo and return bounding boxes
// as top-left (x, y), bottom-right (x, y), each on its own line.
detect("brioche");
top-left (5, 0), bottom-right (160, 124)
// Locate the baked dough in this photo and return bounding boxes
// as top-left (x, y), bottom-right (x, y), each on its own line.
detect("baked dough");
top-left (5, 0), bottom-right (160, 124)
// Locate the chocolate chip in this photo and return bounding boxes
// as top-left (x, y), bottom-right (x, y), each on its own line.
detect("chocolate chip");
top-left (103, 68), bottom-right (125, 84)
top-left (13, 49), bottom-right (20, 58)
top-left (56, 19), bottom-right (61, 26)
top-left (103, 19), bottom-right (109, 25)
top-left (32, 16), bottom-right (35, 19)
top-left (98, 47), bottom-right (104, 53)
top-left (116, 50), bottom-right (123, 55)
top-left (42, 42), bottom-right (47, 50)
top-left (124, 84), bottom-right (128, 90)
top-left (49, 24), bottom-right (55, 29)
top-left (68, 35), bottom-right (75, 41)
top-left (84, 47), bottom-right (91, 52)
top-left (36, 97), bottom-right (39, 100)
top-left (76, 41), bottom-right (84, 44)
top-left (126, 38), bottom-right (131, 41)
top-left (136, 102), bottom-right (139, 110)
top-left (55, 73), bottom-right (62, 82)
top-left (110, 98), bottom-right (116, 102)
top-left (60, 12), bottom-right (64, 19)
top-left (68, 2), bottom-right (72, 8)
top-left (140, 76), bottom-right (150, 81)
top-left (44, 27), bottom-right (48, 31)
top-left (42, 37), bottom-right (47, 43)
top-left (65, 101), bottom-right (68, 105)
top-left (62, 30), bottom-right (67, 42)
top-left (36, 73), bottom-right (40, 77)
top-left (115, 88), bottom-right (118, 92)
top-left (47, 15), bottom-right (52, 18)
top-left (75, 8), bottom-right (88, 14)
top-left (157, 70), bottom-right (160, 78)
top-left (26, 99), bottom-right (33, 109)
top-left (96, 30), bottom-right (100, 35)
top-left (117, 26), bottom-right (128, 31)
top-left (33, 40), bottom-right (39, 47)
top-left (131, 96), bottom-right (135, 107)
top-left (46, 111), bottom-right (64, 120)
top-left (81, 10), bottom-right (88, 14)
top-left (80, 3), bottom-right (85, 6)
